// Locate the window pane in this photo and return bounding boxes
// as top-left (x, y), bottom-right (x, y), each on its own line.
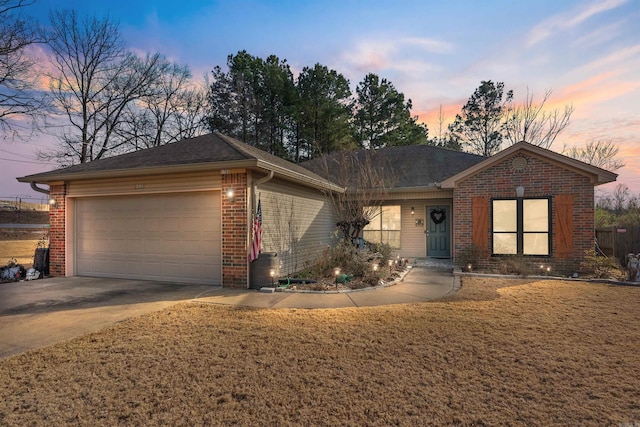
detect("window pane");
top-left (493, 233), bottom-right (517, 254)
top-left (523, 199), bottom-right (549, 232)
top-left (493, 200), bottom-right (517, 232)
top-left (524, 233), bottom-right (549, 255)
top-left (384, 231), bottom-right (401, 249)
top-left (363, 230), bottom-right (381, 244)
top-left (363, 206), bottom-right (381, 231)
top-left (381, 205), bottom-right (401, 230)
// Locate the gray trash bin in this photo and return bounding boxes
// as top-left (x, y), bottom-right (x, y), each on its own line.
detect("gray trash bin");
top-left (249, 252), bottom-right (278, 289)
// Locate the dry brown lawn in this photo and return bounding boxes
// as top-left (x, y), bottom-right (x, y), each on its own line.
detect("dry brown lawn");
top-left (0, 277), bottom-right (639, 426)
top-left (0, 240), bottom-right (39, 266)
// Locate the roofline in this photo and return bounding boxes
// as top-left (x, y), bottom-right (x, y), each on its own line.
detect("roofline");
top-left (18, 158), bottom-right (344, 193)
top-left (254, 159), bottom-right (344, 193)
top-left (440, 142), bottom-right (618, 188)
top-left (17, 160), bottom-right (257, 184)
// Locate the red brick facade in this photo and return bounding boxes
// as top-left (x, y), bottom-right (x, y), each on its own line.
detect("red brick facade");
top-left (453, 153), bottom-right (595, 275)
top-left (221, 172), bottom-right (249, 288)
top-left (48, 184), bottom-right (67, 277)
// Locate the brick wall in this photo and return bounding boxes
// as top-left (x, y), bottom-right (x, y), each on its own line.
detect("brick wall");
top-left (48, 184), bottom-right (66, 276)
top-left (221, 172), bottom-right (249, 288)
top-left (453, 153), bottom-right (595, 275)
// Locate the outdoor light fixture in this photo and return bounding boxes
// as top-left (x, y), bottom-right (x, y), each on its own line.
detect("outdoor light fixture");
top-left (411, 207), bottom-right (415, 215)
top-left (226, 189), bottom-right (235, 202)
top-left (388, 259), bottom-right (393, 273)
top-left (373, 264), bottom-right (379, 272)
top-left (467, 264), bottom-right (472, 272)
top-left (48, 198), bottom-right (57, 207)
top-left (270, 269), bottom-right (275, 287)
top-left (516, 186), bottom-right (525, 198)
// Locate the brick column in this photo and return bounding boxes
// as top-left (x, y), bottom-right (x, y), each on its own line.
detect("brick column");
top-left (221, 172), bottom-right (249, 288)
top-left (48, 184), bottom-right (66, 277)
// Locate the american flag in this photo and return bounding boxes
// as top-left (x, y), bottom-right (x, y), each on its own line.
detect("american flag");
top-left (248, 199), bottom-right (262, 262)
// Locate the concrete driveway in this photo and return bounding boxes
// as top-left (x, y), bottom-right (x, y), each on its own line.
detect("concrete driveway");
top-left (0, 277), bottom-right (214, 359)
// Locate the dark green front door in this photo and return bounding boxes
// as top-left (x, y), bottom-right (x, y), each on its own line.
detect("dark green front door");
top-left (427, 205), bottom-right (450, 258)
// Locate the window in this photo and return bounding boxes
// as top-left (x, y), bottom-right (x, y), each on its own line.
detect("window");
top-left (363, 205), bottom-right (401, 248)
top-left (492, 198), bottom-right (550, 256)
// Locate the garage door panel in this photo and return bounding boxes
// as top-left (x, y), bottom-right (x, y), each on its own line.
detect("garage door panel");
top-left (75, 192), bottom-right (221, 285)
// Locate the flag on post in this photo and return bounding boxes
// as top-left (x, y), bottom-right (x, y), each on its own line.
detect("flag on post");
top-left (248, 199), bottom-right (262, 262)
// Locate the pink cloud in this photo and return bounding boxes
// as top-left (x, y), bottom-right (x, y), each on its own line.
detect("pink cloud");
top-left (527, 0), bottom-right (629, 46)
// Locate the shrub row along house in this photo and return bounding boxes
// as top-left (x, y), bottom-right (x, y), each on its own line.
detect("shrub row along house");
top-left (18, 132), bottom-right (616, 287)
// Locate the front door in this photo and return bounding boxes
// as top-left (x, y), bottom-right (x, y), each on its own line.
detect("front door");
top-left (427, 205), bottom-right (450, 258)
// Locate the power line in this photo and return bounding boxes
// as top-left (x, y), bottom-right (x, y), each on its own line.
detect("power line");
top-left (0, 156), bottom-right (57, 165)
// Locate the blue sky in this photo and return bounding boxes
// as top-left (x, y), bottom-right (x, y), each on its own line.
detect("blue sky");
top-left (2, 0), bottom-right (639, 201)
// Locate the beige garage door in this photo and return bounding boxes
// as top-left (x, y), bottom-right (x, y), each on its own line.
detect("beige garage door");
top-left (75, 191), bottom-right (221, 285)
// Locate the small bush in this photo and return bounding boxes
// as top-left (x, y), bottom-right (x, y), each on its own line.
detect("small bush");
top-left (494, 257), bottom-right (534, 277)
top-left (457, 244), bottom-right (487, 270)
top-left (302, 241), bottom-right (390, 286)
top-left (580, 249), bottom-right (620, 278)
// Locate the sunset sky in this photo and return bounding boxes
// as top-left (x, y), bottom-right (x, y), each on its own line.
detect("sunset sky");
top-left (2, 0), bottom-right (638, 202)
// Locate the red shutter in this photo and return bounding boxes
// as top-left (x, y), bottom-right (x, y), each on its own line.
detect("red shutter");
top-left (472, 197), bottom-right (489, 251)
top-left (555, 194), bottom-right (574, 258)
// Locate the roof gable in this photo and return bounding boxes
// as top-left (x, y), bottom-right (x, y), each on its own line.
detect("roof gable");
top-left (440, 141), bottom-right (617, 188)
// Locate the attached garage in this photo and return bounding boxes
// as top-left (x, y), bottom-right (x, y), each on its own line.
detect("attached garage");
top-left (73, 191), bottom-right (221, 285)
top-left (18, 132), bottom-right (343, 287)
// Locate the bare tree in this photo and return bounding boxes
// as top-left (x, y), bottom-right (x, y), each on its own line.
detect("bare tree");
top-left (0, 0), bottom-right (45, 133)
top-left (314, 150), bottom-right (396, 244)
top-left (503, 89), bottom-right (573, 148)
top-left (42, 10), bottom-right (163, 164)
top-left (118, 60), bottom-right (208, 150)
top-left (611, 183), bottom-right (630, 214)
top-left (563, 139), bottom-right (625, 172)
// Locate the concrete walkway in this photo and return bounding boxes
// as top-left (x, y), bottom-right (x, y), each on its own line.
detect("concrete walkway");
top-left (196, 265), bottom-right (457, 309)
top-left (0, 263), bottom-right (455, 359)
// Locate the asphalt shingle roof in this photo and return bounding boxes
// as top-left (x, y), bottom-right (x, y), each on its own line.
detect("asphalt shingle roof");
top-left (19, 132), bottom-right (330, 185)
top-left (19, 133), bottom-right (488, 190)
top-left (301, 145), bottom-right (487, 189)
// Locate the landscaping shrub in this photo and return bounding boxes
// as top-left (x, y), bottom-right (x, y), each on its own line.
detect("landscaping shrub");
top-left (301, 240), bottom-right (391, 286)
top-left (580, 248), bottom-right (620, 279)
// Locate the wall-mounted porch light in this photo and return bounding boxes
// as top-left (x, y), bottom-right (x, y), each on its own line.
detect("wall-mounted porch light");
top-left (516, 186), bottom-right (525, 198)
top-left (226, 188), bottom-right (235, 202)
top-left (411, 207), bottom-right (415, 215)
top-left (48, 198), bottom-right (57, 207)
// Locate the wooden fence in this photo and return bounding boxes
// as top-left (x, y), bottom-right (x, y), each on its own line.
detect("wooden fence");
top-left (596, 226), bottom-right (640, 265)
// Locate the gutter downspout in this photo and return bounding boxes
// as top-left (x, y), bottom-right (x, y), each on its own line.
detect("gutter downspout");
top-left (30, 182), bottom-right (50, 196)
top-left (252, 170), bottom-right (274, 210)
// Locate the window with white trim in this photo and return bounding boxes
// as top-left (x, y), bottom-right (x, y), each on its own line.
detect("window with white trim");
top-left (363, 205), bottom-right (401, 248)
top-left (492, 198), bottom-right (550, 256)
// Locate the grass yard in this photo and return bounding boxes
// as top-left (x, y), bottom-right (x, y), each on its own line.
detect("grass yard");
top-left (0, 277), bottom-right (639, 425)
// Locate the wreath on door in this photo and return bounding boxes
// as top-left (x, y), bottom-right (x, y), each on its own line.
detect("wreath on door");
top-left (430, 209), bottom-right (446, 225)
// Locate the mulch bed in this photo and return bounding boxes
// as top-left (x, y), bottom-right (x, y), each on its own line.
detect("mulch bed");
top-left (0, 277), bottom-right (639, 425)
